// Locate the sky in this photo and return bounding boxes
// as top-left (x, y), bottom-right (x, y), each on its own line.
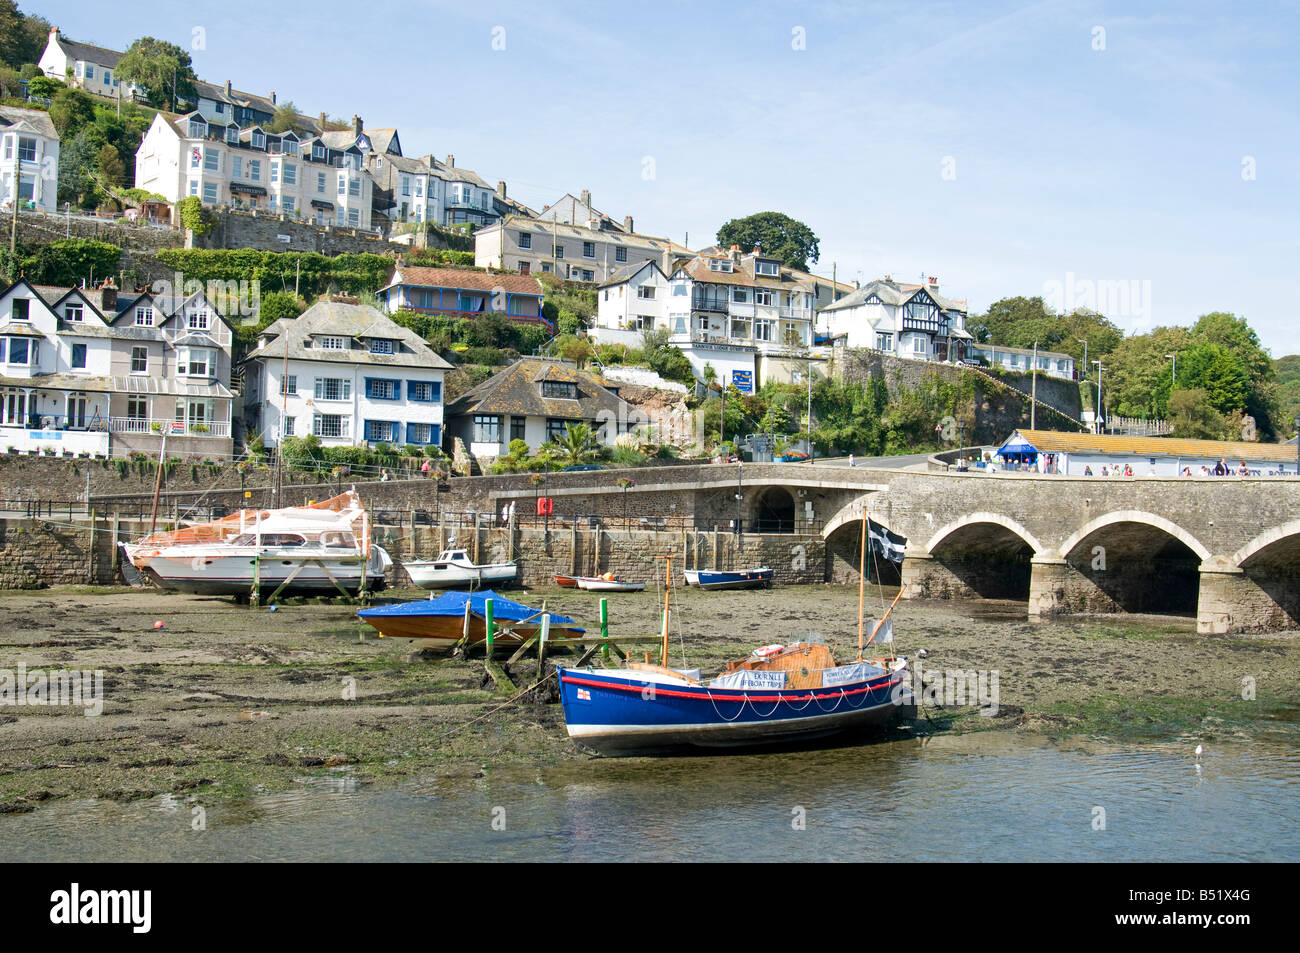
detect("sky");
top-left (36, 0), bottom-right (1300, 355)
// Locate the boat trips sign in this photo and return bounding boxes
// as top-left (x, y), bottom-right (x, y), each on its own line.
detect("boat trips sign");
top-left (731, 370), bottom-right (753, 393)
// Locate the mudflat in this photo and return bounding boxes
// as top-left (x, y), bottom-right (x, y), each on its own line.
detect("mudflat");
top-left (0, 583), bottom-right (1295, 813)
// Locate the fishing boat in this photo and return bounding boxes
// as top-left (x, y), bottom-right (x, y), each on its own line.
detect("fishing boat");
top-left (682, 567), bottom-right (774, 590)
top-left (554, 574), bottom-right (579, 588)
top-left (120, 490), bottom-right (391, 597)
top-left (575, 573), bottom-right (646, 592)
top-left (557, 518), bottom-right (911, 752)
top-left (358, 589), bottom-right (583, 648)
top-left (402, 548), bottom-right (517, 589)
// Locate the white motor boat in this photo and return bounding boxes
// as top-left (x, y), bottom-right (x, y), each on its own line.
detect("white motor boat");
top-left (402, 548), bottom-right (518, 589)
top-left (121, 490), bottom-right (391, 597)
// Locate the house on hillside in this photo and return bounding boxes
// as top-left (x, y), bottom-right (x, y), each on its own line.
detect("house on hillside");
top-left (38, 27), bottom-right (141, 101)
top-left (817, 276), bottom-right (972, 363)
top-left (378, 265), bottom-right (547, 326)
top-left (444, 359), bottom-right (631, 460)
top-left (1, 107), bottom-right (60, 214)
top-left (241, 300), bottom-right (452, 450)
top-left (0, 278), bottom-right (235, 457)
top-left (474, 214), bottom-right (685, 283)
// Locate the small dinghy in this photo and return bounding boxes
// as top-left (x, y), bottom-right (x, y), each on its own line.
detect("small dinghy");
top-left (575, 573), bottom-right (645, 592)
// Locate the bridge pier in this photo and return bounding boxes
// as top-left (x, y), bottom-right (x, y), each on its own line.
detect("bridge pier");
top-left (1028, 556), bottom-right (1069, 616)
top-left (1197, 558), bottom-right (1299, 634)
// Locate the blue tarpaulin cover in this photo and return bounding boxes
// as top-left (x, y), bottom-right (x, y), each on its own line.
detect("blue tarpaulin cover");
top-left (358, 590), bottom-right (583, 630)
top-left (997, 434), bottom-right (1039, 456)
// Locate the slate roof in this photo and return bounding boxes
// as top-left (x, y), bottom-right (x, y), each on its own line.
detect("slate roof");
top-left (820, 278), bottom-right (967, 315)
top-left (498, 214), bottom-right (674, 253)
top-left (681, 256), bottom-right (816, 293)
top-left (1008, 429), bottom-right (1297, 463)
top-left (243, 301), bottom-right (452, 370)
top-left (0, 106), bottom-right (59, 140)
top-left (383, 266), bottom-right (544, 297)
top-left (52, 34), bottom-right (124, 68)
top-left (445, 359), bottom-right (626, 422)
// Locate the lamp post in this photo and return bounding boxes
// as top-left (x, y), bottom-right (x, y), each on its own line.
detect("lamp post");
top-left (1092, 360), bottom-right (1105, 433)
top-left (1166, 353), bottom-right (1177, 388)
top-left (734, 460), bottom-right (743, 544)
top-left (617, 477), bottom-right (634, 527)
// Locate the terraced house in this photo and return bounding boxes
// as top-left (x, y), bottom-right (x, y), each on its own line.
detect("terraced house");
top-left (817, 277), bottom-right (972, 364)
top-left (379, 265), bottom-right (547, 327)
top-left (136, 113), bottom-right (375, 228)
top-left (367, 148), bottom-right (506, 229)
top-left (0, 279), bottom-right (235, 457)
top-left (242, 300), bottom-right (452, 450)
top-left (475, 214), bottom-right (682, 283)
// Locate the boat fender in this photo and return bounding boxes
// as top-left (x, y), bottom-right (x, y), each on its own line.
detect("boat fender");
top-left (752, 644), bottom-right (784, 659)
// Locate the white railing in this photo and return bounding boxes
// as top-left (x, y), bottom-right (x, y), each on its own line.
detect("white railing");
top-left (779, 307), bottom-right (812, 319)
top-left (109, 418), bottom-right (230, 437)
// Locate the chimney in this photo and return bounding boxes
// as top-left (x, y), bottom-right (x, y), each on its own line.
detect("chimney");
top-left (225, 79), bottom-right (232, 97)
top-left (927, 276), bottom-right (939, 289)
top-left (99, 277), bottom-right (117, 314)
top-left (352, 115), bottom-right (362, 137)
top-left (580, 189), bottom-right (591, 207)
top-left (729, 244), bottom-right (741, 262)
top-left (624, 215), bottom-right (634, 233)
top-left (49, 26), bottom-right (59, 41)
top-left (445, 154), bottom-right (455, 168)
top-left (270, 91), bottom-right (277, 105)
top-left (496, 180), bottom-right (507, 198)
top-left (318, 111), bottom-right (326, 129)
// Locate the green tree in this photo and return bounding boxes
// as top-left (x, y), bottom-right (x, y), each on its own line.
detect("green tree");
top-left (0, 1), bottom-right (49, 70)
top-left (1275, 355), bottom-right (1300, 437)
top-left (553, 423), bottom-right (599, 467)
top-left (25, 75), bottom-right (64, 99)
top-left (267, 101), bottom-right (306, 135)
top-left (1176, 342), bottom-right (1249, 415)
top-left (715, 212), bottom-right (820, 270)
top-left (96, 142), bottom-right (126, 189)
top-left (256, 291), bottom-right (305, 323)
top-left (115, 37), bottom-right (197, 111)
top-left (1168, 389), bottom-right (1228, 440)
top-left (177, 195), bottom-right (216, 234)
top-left (48, 86), bottom-right (96, 137)
top-left (57, 128), bottom-right (101, 207)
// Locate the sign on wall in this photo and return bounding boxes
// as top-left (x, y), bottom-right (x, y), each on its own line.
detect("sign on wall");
top-left (731, 369), bottom-right (753, 393)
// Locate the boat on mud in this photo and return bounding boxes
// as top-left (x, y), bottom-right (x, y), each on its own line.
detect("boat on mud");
top-left (120, 490), bottom-right (391, 597)
top-left (682, 567), bottom-right (774, 590)
top-left (358, 589), bottom-right (583, 649)
top-left (575, 573), bottom-right (645, 592)
top-left (402, 548), bottom-right (517, 589)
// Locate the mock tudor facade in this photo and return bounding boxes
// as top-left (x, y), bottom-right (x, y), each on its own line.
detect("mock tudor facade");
top-left (0, 279), bottom-right (235, 457)
top-left (242, 301), bottom-right (452, 450)
top-left (817, 277), bottom-right (972, 363)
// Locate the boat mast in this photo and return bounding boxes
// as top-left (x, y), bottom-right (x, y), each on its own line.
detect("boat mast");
top-left (857, 511), bottom-right (867, 661)
top-left (147, 429), bottom-right (168, 537)
top-left (660, 551), bottom-right (672, 666)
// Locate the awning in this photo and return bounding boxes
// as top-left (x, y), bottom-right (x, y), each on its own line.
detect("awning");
top-left (230, 183), bottom-right (267, 196)
top-left (311, 199), bottom-right (334, 209)
top-left (997, 433), bottom-right (1039, 456)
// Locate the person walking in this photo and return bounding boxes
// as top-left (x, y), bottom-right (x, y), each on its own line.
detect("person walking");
top-left (420, 458), bottom-right (431, 477)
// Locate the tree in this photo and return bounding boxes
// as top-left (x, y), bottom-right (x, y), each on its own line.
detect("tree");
top-left (268, 101), bottom-right (307, 135)
top-left (25, 74), bottom-right (63, 99)
top-left (178, 196), bottom-right (216, 234)
top-left (48, 86), bottom-right (96, 137)
top-left (1168, 389), bottom-right (1228, 440)
top-left (0, 1), bottom-right (49, 70)
top-left (58, 129), bottom-right (102, 208)
top-left (553, 423), bottom-right (599, 467)
top-left (1176, 342), bottom-right (1249, 415)
top-left (115, 37), bottom-right (197, 111)
top-left (715, 212), bottom-right (820, 271)
top-left (256, 291), bottom-right (305, 324)
top-left (96, 143), bottom-right (125, 189)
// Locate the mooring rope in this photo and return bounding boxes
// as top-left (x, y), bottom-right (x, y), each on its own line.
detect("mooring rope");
top-left (429, 669), bottom-right (557, 745)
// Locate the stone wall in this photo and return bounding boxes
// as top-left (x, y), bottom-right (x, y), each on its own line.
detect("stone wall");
top-left (189, 209), bottom-right (410, 257)
top-left (0, 517), bottom-right (120, 589)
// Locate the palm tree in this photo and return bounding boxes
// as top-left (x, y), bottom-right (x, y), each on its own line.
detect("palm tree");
top-left (554, 423), bottom-right (599, 468)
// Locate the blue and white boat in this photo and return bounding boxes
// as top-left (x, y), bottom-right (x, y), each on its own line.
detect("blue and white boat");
top-left (682, 567), bottom-right (774, 590)
top-left (557, 651), bottom-right (909, 752)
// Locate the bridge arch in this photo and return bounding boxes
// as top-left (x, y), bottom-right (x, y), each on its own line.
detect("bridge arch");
top-left (914, 512), bottom-right (1041, 602)
top-left (1059, 511), bottom-right (1211, 564)
top-left (749, 485), bottom-right (795, 533)
top-left (1231, 520), bottom-right (1300, 568)
top-left (923, 512), bottom-right (1045, 557)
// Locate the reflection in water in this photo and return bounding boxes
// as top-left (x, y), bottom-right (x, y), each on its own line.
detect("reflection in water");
top-left (8, 735), bottom-right (1298, 862)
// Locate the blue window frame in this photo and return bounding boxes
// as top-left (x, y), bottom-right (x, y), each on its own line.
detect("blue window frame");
top-left (364, 378), bottom-right (400, 400)
top-left (406, 380), bottom-right (441, 402)
top-left (405, 422), bottom-right (440, 445)
top-left (364, 420), bottom-right (398, 442)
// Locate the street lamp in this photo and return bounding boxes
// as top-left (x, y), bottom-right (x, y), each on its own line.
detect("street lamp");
top-left (617, 477), bottom-right (634, 527)
top-left (1165, 353), bottom-right (1177, 388)
top-left (1092, 360), bottom-right (1105, 433)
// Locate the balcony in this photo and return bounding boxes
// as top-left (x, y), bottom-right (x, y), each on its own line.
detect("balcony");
top-left (779, 306), bottom-right (812, 320)
top-left (109, 418), bottom-right (230, 437)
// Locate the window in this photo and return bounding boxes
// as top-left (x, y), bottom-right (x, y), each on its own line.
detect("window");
top-left (203, 182), bottom-right (218, 203)
top-left (414, 178), bottom-right (422, 197)
top-left (637, 286), bottom-right (656, 300)
top-left (615, 247), bottom-right (627, 263)
top-left (71, 343), bottom-right (86, 369)
top-left (406, 422), bottom-right (436, 445)
top-left (12, 299), bottom-right (29, 320)
top-left (368, 339), bottom-right (394, 354)
top-left (282, 139), bottom-right (298, 157)
top-left (337, 172), bottom-right (346, 196)
top-left (64, 304), bottom-right (83, 322)
top-left (709, 259), bottom-right (732, 272)
top-left (317, 336), bottom-right (346, 350)
top-left (581, 269), bottom-right (594, 281)
top-left (875, 333), bottom-right (893, 351)
top-left (135, 307), bottom-right (154, 326)
top-left (280, 374), bottom-right (297, 396)
top-left (131, 346), bottom-right (147, 373)
top-left (184, 348), bottom-right (212, 376)
top-left (7, 338), bottom-right (29, 364)
top-left (518, 232), bottom-right (532, 249)
top-left (674, 315), bottom-right (687, 334)
top-left (314, 378), bottom-right (351, 401)
top-left (312, 413), bottom-right (347, 438)
top-left (17, 137), bottom-right (36, 162)
top-left (913, 337), bottom-right (927, 354)
top-left (282, 196), bottom-right (295, 213)
top-left (755, 261), bottom-right (779, 276)
top-left (672, 284), bottom-right (687, 296)
top-left (542, 380), bottom-right (578, 399)
top-left (553, 245), bottom-right (565, 259)
top-left (473, 415), bottom-right (501, 443)
top-left (251, 131), bottom-right (265, 149)
top-left (400, 175), bottom-right (410, 196)
top-left (204, 149), bottom-right (219, 172)
top-left (283, 163), bottom-right (296, 185)
top-left (317, 172), bottom-right (326, 193)
top-left (282, 416), bottom-right (295, 437)
top-left (188, 180), bottom-right (199, 196)
top-left (127, 396), bottom-right (147, 420)
top-left (730, 320), bottom-right (750, 340)
top-left (84, 65), bottom-right (94, 79)
top-left (510, 417), bottom-right (525, 442)
top-left (249, 159), bottom-right (261, 180)
top-left (732, 289), bottom-right (748, 303)
top-left (231, 156), bottom-right (242, 179)
top-left (365, 379), bottom-right (400, 400)
top-left (270, 162), bottom-right (279, 184)
top-left (583, 241), bottom-right (595, 258)
top-left (753, 319), bottom-right (773, 342)
top-left (519, 261), bottom-right (530, 275)
top-left (546, 418), bottom-right (571, 442)
top-left (754, 291), bottom-right (773, 306)
top-left (348, 177), bottom-right (360, 197)
top-left (407, 380), bottom-right (440, 402)
top-left (348, 208), bottom-right (359, 226)
top-left (364, 420), bottom-right (397, 442)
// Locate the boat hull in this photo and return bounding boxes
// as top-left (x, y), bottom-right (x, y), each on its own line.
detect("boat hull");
top-left (683, 568), bottom-right (774, 590)
top-left (575, 577), bottom-right (645, 592)
top-left (123, 544), bottom-right (389, 596)
top-left (557, 665), bottom-right (908, 752)
top-left (403, 562), bottom-right (517, 588)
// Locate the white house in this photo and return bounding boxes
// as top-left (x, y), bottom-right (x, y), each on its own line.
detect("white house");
top-left (817, 276), bottom-right (972, 363)
top-left (242, 300), bottom-right (452, 450)
top-left (37, 27), bottom-right (140, 101)
top-left (1, 107), bottom-right (60, 214)
top-left (970, 343), bottom-right (1075, 380)
top-left (476, 214), bottom-right (684, 283)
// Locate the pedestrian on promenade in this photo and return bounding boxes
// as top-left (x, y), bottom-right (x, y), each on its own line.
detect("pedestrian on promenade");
top-left (849, 454), bottom-right (855, 468)
top-left (421, 458), bottom-right (431, 476)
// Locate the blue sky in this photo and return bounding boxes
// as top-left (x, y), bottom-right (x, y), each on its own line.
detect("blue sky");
top-left (41, 0), bottom-right (1300, 355)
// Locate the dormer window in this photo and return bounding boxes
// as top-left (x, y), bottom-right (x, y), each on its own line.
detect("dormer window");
top-left (755, 260), bottom-right (779, 277)
top-left (708, 259), bottom-right (733, 273)
top-left (368, 338), bottom-right (395, 354)
top-left (188, 118), bottom-right (206, 138)
top-left (317, 336), bottom-right (347, 350)
top-left (12, 299), bottom-right (29, 320)
top-left (225, 125), bottom-right (238, 144)
top-left (64, 304), bottom-right (83, 322)
top-left (251, 130), bottom-right (265, 149)
top-left (134, 306), bottom-right (154, 326)
top-left (188, 310), bottom-right (210, 331)
top-left (541, 380), bottom-right (578, 399)
top-left (282, 138), bottom-right (299, 157)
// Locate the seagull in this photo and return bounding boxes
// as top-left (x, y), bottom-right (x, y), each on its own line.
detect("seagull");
top-left (917, 648), bottom-right (930, 658)
top-left (1195, 745), bottom-right (1204, 760)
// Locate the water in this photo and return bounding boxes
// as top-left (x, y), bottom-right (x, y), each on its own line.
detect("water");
top-left (8, 734), bottom-right (1297, 861)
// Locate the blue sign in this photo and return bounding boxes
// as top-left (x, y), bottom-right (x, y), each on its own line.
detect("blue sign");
top-left (731, 370), bottom-right (753, 393)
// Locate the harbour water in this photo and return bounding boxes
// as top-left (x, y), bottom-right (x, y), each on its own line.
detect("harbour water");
top-left (9, 733), bottom-right (1297, 862)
